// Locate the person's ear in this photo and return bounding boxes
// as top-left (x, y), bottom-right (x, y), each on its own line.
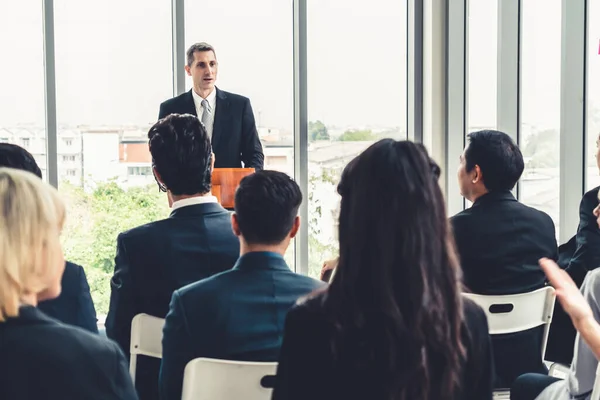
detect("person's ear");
top-left (185, 64), bottom-right (192, 76)
top-left (231, 213), bottom-right (241, 237)
top-left (211, 152), bottom-right (215, 171)
top-left (472, 164), bottom-right (483, 184)
top-left (289, 216), bottom-right (300, 239)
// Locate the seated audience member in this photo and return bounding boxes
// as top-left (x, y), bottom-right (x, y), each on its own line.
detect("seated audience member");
top-left (159, 170), bottom-right (324, 400)
top-left (546, 133), bottom-right (600, 364)
top-left (451, 130), bottom-right (558, 387)
top-left (0, 143), bottom-right (97, 333)
top-left (106, 114), bottom-right (239, 400)
top-left (0, 168), bottom-right (137, 400)
top-left (272, 140), bottom-right (493, 400)
top-left (511, 258), bottom-right (600, 400)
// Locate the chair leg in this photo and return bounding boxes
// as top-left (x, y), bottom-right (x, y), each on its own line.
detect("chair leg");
top-left (129, 354), bottom-right (137, 385)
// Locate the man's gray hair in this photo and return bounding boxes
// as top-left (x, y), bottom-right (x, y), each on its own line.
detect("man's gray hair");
top-left (186, 42), bottom-right (216, 67)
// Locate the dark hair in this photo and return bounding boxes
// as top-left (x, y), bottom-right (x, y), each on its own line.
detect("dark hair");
top-left (186, 42), bottom-right (216, 67)
top-left (148, 114), bottom-right (212, 195)
top-left (234, 170), bottom-right (302, 245)
top-left (0, 143), bottom-right (42, 178)
top-left (328, 139), bottom-right (466, 400)
top-left (464, 130), bottom-right (524, 192)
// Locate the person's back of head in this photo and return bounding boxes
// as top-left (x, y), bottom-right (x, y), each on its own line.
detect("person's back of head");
top-left (0, 168), bottom-right (65, 322)
top-left (232, 170), bottom-right (302, 253)
top-left (329, 139), bottom-right (465, 399)
top-left (0, 143), bottom-right (43, 178)
top-left (458, 130), bottom-right (524, 201)
top-left (149, 113), bottom-right (213, 196)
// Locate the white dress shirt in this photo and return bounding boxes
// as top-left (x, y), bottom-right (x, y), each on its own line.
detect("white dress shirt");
top-left (171, 195), bottom-right (218, 211)
top-left (191, 88), bottom-right (217, 140)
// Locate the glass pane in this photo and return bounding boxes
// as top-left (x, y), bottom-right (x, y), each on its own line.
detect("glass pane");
top-left (307, 0), bottom-right (408, 278)
top-left (467, 0), bottom-right (498, 132)
top-left (587, 0), bottom-right (600, 190)
top-left (54, 0), bottom-right (173, 316)
top-left (0, 1), bottom-right (46, 178)
top-left (519, 0), bottom-right (561, 237)
top-left (185, 0), bottom-right (295, 267)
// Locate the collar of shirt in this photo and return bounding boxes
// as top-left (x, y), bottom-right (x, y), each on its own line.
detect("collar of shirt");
top-left (171, 195), bottom-right (218, 211)
top-left (191, 87), bottom-right (217, 115)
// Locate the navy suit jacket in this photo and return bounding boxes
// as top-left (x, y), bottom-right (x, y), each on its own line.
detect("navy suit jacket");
top-left (106, 202), bottom-right (240, 400)
top-left (159, 251), bottom-right (325, 400)
top-left (38, 261), bottom-right (98, 333)
top-left (158, 88), bottom-right (264, 170)
top-left (0, 306), bottom-right (137, 400)
top-left (451, 190), bottom-right (558, 388)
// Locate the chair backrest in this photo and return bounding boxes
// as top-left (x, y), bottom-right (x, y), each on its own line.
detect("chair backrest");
top-left (591, 364), bottom-right (600, 400)
top-left (181, 358), bottom-right (278, 400)
top-left (129, 313), bottom-right (165, 383)
top-left (463, 286), bottom-right (556, 360)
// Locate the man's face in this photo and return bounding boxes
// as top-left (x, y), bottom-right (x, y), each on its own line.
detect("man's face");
top-left (457, 146), bottom-right (472, 199)
top-left (185, 50), bottom-right (218, 93)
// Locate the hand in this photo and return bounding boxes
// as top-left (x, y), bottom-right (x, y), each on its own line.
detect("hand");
top-left (539, 258), bottom-right (593, 324)
top-left (319, 258), bottom-right (339, 281)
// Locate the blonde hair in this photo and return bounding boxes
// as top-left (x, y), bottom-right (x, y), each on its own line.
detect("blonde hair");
top-left (0, 168), bottom-right (65, 322)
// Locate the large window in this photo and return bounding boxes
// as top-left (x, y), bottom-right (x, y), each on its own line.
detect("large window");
top-left (587, 0), bottom-right (600, 190)
top-left (467, 0), bottom-right (498, 133)
top-left (306, 0), bottom-right (408, 278)
top-left (0, 0), bottom-right (46, 177)
top-left (519, 0), bottom-right (562, 235)
top-left (54, 0), bottom-right (173, 315)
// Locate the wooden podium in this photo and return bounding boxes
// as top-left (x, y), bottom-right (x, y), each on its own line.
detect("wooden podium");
top-left (211, 168), bottom-right (255, 208)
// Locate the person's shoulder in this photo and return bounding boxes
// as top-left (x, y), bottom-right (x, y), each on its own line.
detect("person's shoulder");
top-left (118, 217), bottom-right (170, 242)
top-left (160, 91), bottom-right (189, 108)
top-left (288, 271), bottom-right (327, 291)
top-left (218, 88), bottom-right (250, 103)
top-left (176, 268), bottom-right (237, 302)
top-left (580, 186), bottom-right (600, 208)
top-left (518, 202), bottom-right (554, 225)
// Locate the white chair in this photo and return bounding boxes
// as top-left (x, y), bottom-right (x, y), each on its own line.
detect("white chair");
top-left (181, 358), bottom-right (277, 400)
top-left (464, 286), bottom-right (556, 400)
top-left (129, 313), bottom-right (166, 383)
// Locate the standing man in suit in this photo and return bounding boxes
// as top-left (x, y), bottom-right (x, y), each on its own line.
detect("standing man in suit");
top-left (158, 42), bottom-right (264, 170)
top-left (106, 114), bottom-right (240, 400)
top-left (0, 143), bottom-right (98, 333)
top-left (159, 170), bottom-right (325, 400)
top-left (451, 130), bottom-right (558, 388)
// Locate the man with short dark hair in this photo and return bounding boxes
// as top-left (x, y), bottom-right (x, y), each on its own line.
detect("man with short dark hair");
top-left (158, 42), bottom-right (263, 170)
top-left (106, 114), bottom-right (240, 400)
top-left (0, 143), bottom-right (98, 333)
top-left (451, 130), bottom-right (558, 388)
top-left (159, 170), bottom-right (324, 400)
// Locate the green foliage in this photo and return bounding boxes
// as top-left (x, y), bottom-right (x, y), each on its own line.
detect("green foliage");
top-left (61, 181), bottom-right (168, 315)
top-left (308, 120), bottom-right (330, 141)
top-left (338, 129), bottom-right (375, 141)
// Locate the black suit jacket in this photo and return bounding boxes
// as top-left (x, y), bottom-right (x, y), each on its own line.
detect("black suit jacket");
top-left (38, 261), bottom-right (98, 333)
top-left (272, 295), bottom-right (493, 400)
top-left (159, 252), bottom-right (325, 400)
top-left (451, 190), bottom-right (558, 388)
top-left (0, 306), bottom-right (137, 400)
top-left (158, 88), bottom-right (264, 170)
top-left (105, 202), bottom-right (240, 400)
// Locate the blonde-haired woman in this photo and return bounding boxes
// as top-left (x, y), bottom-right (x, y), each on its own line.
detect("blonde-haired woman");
top-left (0, 168), bottom-right (137, 400)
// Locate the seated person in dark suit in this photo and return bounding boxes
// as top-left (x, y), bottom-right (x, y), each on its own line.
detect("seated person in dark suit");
top-left (451, 130), bottom-right (558, 388)
top-left (0, 143), bottom-right (97, 333)
top-left (106, 114), bottom-right (240, 400)
top-left (159, 170), bottom-right (325, 400)
top-left (546, 134), bottom-right (600, 364)
top-left (272, 140), bottom-right (493, 400)
top-left (0, 168), bottom-right (137, 400)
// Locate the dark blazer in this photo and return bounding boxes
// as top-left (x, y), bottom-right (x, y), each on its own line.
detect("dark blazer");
top-left (105, 202), bottom-right (239, 400)
top-left (159, 251), bottom-right (325, 400)
top-left (0, 306), bottom-right (137, 400)
top-left (451, 190), bottom-right (558, 388)
top-left (38, 261), bottom-right (98, 333)
top-left (158, 88), bottom-right (264, 170)
top-left (271, 294), bottom-right (493, 400)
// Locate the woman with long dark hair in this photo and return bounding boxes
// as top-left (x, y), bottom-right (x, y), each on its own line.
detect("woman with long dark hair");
top-left (272, 139), bottom-right (493, 400)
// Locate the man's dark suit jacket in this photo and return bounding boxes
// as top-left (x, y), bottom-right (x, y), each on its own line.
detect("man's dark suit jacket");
top-left (159, 251), bottom-right (325, 400)
top-left (546, 186), bottom-right (600, 364)
top-left (451, 190), bottom-right (558, 388)
top-left (158, 88), bottom-right (264, 170)
top-left (105, 201), bottom-right (240, 400)
top-left (0, 306), bottom-right (137, 400)
top-left (38, 261), bottom-right (98, 333)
